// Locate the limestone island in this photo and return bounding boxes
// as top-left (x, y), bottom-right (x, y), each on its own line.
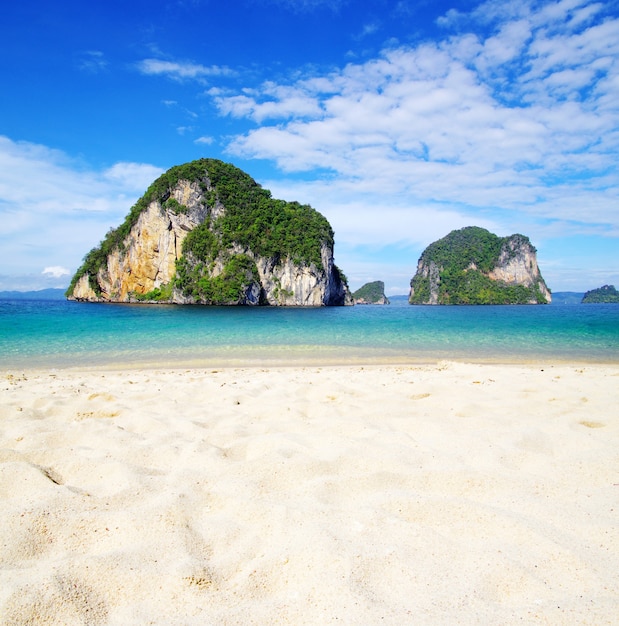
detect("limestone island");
top-left (66, 159), bottom-right (352, 306)
top-left (582, 285), bottom-right (619, 303)
top-left (352, 281), bottom-right (390, 305)
top-left (409, 226), bottom-right (551, 305)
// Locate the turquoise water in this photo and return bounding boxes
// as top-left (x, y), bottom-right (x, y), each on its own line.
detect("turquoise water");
top-left (1, 298), bottom-right (618, 368)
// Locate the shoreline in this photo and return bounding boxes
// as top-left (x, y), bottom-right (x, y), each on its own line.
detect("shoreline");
top-left (3, 347), bottom-right (619, 373)
top-left (2, 361), bottom-right (618, 623)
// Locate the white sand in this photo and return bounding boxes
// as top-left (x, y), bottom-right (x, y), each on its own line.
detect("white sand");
top-left (1, 361), bottom-right (618, 624)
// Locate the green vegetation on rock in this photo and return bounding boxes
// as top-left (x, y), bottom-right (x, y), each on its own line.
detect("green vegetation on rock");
top-left (352, 281), bottom-right (389, 304)
top-left (409, 226), bottom-right (549, 305)
top-left (175, 254), bottom-right (263, 304)
top-left (418, 226), bottom-right (506, 275)
top-left (582, 285), bottom-right (619, 303)
top-left (132, 282), bottom-right (174, 302)
top-left (203, 160), bottom-right (333, 267)
top-left (163, 197), bottom-right (188, 214)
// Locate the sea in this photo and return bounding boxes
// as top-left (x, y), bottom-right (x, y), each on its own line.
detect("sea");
top-left (1, 296), bottom-right (618, 369)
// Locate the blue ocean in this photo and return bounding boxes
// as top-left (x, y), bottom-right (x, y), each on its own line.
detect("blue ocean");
top-left (1, 296), bottom-right (618, 369)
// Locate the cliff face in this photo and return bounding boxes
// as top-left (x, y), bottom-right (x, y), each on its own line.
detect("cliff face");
top-left (70, 185), bottom-right (206, 302)
top-left (411, 261), bottom-right (441, 305)
top-left (68, 160), bottom-right (351, 306)
top-left (487, 234), bottom-right (548, 293)
top-left (409, 227), bottom-right (551, 305)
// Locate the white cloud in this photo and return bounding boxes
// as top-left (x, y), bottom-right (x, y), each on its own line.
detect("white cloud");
top-left (0, 136), bottom-right (164, 290)
top-left (103, 162), bottom-right (165, 192)
top-left (265, 177), bottom-right (500, 249)
top-left (194, 136), bottom-right (214, 145)
top-left (213, 84), bottom-right (323, 122)
top-left (136, 58), bottom-right (233, 81)
top-left (214, 1), bottom-right (619, 223)
top-left (42, 266), bottom-right (70, 278)
top-left (354, 22), bottom-right (380, 40)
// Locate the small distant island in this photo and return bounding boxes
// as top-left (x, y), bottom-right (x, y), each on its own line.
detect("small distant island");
top-left (352, 281), bottom-right (389, 305)
top-left (582, 285), bottom-right (619, 303)
top-left (0, 288), bottom-right (66, 301)
top-left (409, 226), bottom-right (551, 305)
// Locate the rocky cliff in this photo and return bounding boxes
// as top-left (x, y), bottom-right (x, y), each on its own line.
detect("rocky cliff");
top-left (67, 159), bottom-right (351, 306)
top-left (352, 281), bottom-right (390, 304)
top-left (409, 226), bottom-right (551, 305)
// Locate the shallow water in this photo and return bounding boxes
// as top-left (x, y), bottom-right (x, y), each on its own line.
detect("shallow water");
top-left (1, 298), bottom-right (618, 368)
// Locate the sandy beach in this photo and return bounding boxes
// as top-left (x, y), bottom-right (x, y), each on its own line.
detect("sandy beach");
top-left (1, 361), bottom-right (618, 624)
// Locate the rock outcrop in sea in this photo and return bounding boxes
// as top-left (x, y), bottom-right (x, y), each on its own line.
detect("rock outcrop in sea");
top-left (409, 226), bottom-right (551, 305)
top-left (352, 281), bottom-right (390, 304)
top-left (67, 159), bottom-right (351, 306)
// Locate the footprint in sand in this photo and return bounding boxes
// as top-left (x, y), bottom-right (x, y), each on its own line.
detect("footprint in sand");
top-left (410, 393), bottom-right (431, 400)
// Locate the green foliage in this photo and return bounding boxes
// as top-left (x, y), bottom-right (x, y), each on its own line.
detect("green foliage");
top-left (202, 159), bottom-right (333, 267)
top-left (352, 280), bottom-right (387, 303)
top-left (410, 226), bottom-right (547, 305)
top-left (163, 197), bottom-right (188, 214)
top-left (132, 282), bottom-right (174, 302)
top-left (68, 159), bottom-right (336, 300)
top-left (182, 222), bottom-right (219, 263)
top-left (333, 265), bottom-right (348, 288)
top-left (175, 254), bottom-right (262, 304)
top-left (409, 274), bottom-right (430, 304)
top-left (419, 226), bottom-right (506, 274)
top-left (434, 269), bottom-right (546, 304)
top-left (582, 284), bottom-right (619, 303)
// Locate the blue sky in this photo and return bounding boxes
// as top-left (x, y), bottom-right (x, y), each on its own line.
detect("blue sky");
top-left (1, 0), bottom-right (618, 294)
